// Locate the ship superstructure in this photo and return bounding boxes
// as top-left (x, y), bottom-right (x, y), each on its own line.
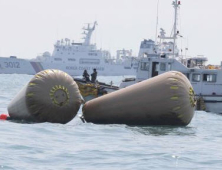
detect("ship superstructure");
top-left (0, 21), bottom-right (138, 76)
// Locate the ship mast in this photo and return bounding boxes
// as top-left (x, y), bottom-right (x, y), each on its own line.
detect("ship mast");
top-left (158, 0), bottom-right (181, 58)
top-left (172, 0), bottom-right (181, 58)
top-left (82, 21), bottom-right (98, 46)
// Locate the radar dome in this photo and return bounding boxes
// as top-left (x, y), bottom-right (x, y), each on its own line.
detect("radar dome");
top-left (43, 51), bottom-right (51, 57)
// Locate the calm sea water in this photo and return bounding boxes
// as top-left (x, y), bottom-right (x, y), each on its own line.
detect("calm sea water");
top-left (0, 74), bottom-right (222, 170)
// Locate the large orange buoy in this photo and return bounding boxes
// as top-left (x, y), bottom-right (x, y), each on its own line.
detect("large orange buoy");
top-left (8, 69), bottom-right (83, 124)
top-left (82, 71), bottom-right (196, 126)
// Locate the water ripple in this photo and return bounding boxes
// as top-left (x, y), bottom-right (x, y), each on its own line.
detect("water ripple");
top-left (0, 75), bottom-right (222, 169)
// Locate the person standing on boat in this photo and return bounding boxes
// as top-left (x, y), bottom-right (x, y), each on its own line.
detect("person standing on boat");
top-left (83, 70), bottom-right (90, 82)
top-left (91, 68), bottom-right (97, 83)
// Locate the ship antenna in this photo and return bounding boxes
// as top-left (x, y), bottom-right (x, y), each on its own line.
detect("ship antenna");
top-left (83, 21), bottom-right (98, 46)
top-left (155, 0), bottom-right (160, 44)
top-left (172, 0), bottom-right (181, 58)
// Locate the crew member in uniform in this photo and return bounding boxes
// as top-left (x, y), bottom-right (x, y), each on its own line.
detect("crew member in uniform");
top-left (83, 70), bottom-right (90, 81)
top-left (91, 68), bottom-right (97, 83)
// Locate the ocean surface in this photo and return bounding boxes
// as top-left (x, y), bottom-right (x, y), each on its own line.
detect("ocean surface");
top-left (0, 74), bottom-right (222, 170)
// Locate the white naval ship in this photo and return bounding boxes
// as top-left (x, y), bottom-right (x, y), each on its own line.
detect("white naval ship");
top-left (0, 22), bottom-right (138, 76)
top-left (120, 0), bottom-right (222, 114)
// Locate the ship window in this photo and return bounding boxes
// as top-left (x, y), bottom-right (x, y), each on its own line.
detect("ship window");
top-left (68, 58), bottom-right (76, 61)
top-left (160, 63), bottom-right (166, 71)
top-left (88, 53), bottom-right (97, 56)
top-left (192, 74), bottom-right (201, 82)
top-left (203, 74), bottom-right (216, 82)
top-left (79, 58), bottom-right (100, 65)
top-left (168, 63), bottom-right (172, 70)
top-left (140, 62), bottom-right (149, 70)
top-left (54, 58), bottom-right (62, 61)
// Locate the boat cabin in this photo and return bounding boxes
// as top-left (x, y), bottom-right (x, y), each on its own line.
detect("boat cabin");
top-left (184, 56), bottom-right (208, 68)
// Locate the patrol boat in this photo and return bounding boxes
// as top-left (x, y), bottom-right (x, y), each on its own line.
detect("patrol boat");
top-left (120, 0), bottom-right (222, 114)
top-left (0, 22), bottom-right (138, 76)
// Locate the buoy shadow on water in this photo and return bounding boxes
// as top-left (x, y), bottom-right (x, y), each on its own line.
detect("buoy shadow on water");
top-left (82, 71), bottom-right (196, 126)
top-left (126, 125), bottom-right (196, 136)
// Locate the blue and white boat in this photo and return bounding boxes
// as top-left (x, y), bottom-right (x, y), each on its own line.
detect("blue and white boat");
top-left (120, 0), bottom-right (222, 114)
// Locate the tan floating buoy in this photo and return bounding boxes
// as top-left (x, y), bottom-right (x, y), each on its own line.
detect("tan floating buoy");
top-left (82, 71), bottom-right (196, 126)
top-left (8, 69), bottom-right (83, 124)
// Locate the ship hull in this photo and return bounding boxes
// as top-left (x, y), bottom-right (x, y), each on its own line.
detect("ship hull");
top-left (0, 57), bottom-right (136, 76)
top-left (197, 95), bottom-right (222, 114)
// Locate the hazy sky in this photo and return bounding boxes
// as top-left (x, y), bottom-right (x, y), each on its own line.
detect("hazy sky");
top-left (0, 0), bottom-right (221, 64)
